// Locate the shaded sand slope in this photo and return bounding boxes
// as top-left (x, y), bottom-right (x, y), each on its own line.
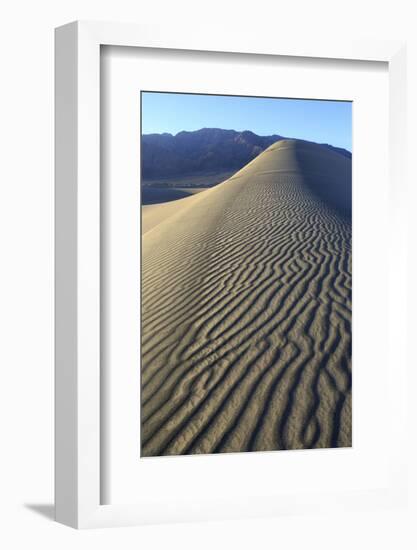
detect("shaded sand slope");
top-left (141, 139), bottom-right (352, 456)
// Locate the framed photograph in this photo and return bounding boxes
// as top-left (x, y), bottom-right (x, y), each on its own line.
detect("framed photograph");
top-left (55, 21), bottom-right (408, 528)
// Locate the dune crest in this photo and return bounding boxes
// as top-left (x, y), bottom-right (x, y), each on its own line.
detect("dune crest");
top-left (141, 139), bottom-right (352, 456)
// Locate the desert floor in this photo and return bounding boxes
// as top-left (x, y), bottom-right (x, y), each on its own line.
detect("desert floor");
top-left (142, 169), bottom-right (236, 193)
top-left (141, 139), bottom-right (352, 457)
top-left (141, 186), bottom-right (206, 205)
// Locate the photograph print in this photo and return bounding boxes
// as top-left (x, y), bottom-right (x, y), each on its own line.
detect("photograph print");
top-left (140, 91), bottom-right (352, 457)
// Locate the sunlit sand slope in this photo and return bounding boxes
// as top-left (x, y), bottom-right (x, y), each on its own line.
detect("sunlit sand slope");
top-left (142, 189), bottom-right (207, 234)
top-left (141, 139), bottom-right (352, 456)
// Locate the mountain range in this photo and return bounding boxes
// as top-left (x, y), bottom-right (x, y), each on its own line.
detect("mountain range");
top-left (141, 127), bottom-right (351, 181)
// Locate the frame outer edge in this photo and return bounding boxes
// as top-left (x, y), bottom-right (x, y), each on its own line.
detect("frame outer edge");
top-left (54, 19), bottom-right (408, 529)
top-left (55, 21), bottom-right (79, 528)
top-left (76, 20), bottom-right (101, 529)
top-left (387, 44), bottom-right (408, 498)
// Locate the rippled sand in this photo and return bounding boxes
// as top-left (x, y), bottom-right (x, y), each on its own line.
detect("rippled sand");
top-left (141, 139), bottom-right (352, 456)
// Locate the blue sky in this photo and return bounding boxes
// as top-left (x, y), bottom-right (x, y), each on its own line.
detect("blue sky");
top-left (141, 92), bottom-right (352, 151)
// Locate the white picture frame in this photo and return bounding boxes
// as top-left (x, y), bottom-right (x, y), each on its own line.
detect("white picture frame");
top-left (55, 21), bottom-right (407, 529)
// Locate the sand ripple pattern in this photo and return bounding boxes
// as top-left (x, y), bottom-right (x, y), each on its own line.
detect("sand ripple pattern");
top-left (141, 140), bottom-right (352, 456)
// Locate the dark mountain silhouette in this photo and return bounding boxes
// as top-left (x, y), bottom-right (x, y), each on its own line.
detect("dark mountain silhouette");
top-left (141, 128), bottom-right (351, 181)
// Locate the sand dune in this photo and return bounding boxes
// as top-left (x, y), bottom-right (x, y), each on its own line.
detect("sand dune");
top-left (141, 139), bottom-right (352, 456)
top-left (142, 188), bottom-right (210, 234)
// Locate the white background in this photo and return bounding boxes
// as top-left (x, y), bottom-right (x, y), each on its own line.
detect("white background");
top-left (0, 1), bottom-right (416, 548)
